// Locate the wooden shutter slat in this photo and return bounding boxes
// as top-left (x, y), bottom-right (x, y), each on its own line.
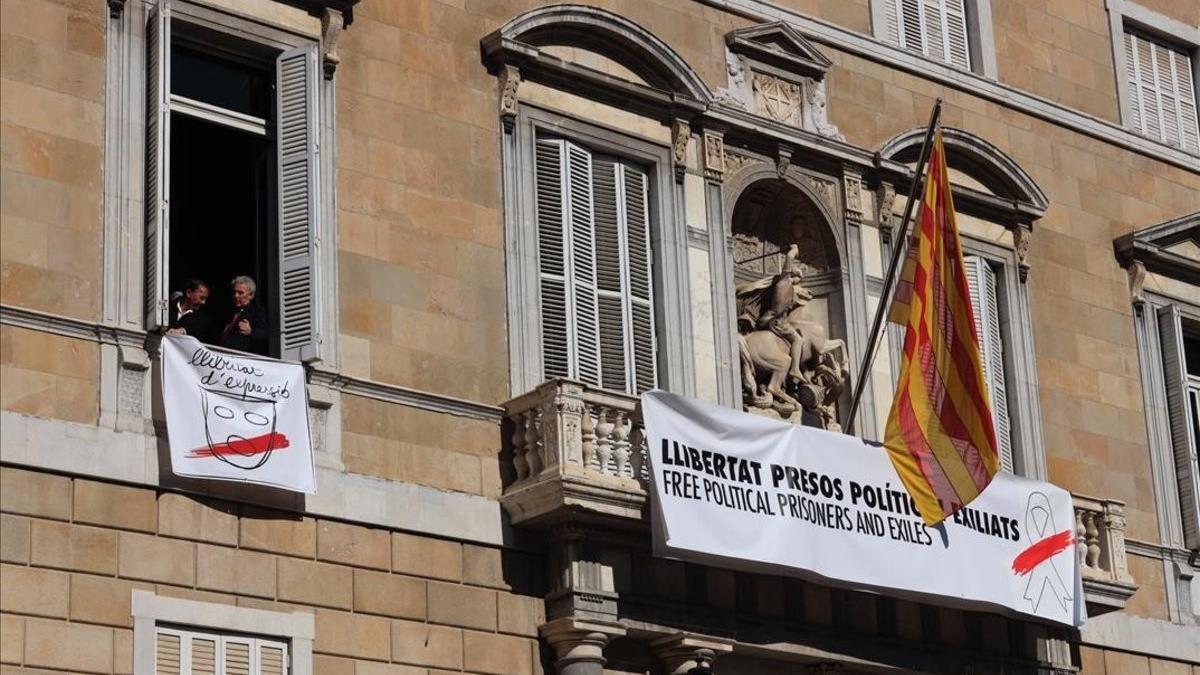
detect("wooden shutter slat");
top-left (275, 44), bottom-right (321, 362)
top-left (592, 156), bottom-right (629, 392)
top-left (884, 0), bottom-right (901, 47)
top-left (145, 0), bottom-right (171, 328)
top-left (622, 165), bottom-right (657, 394)
top-left (156, 632), bottom-right (181, 675)
top-left (566, 142), bottom-right (601, 387)
top-left (943, 0), bottom-right (970, 69)
top-left (964, 257), bottom-right (1012, 472)
top-left (191, 636), bottom-right (216, 675)
top-left (535, 139), bottom-right (571, 380)
top-left (1173, 49), bottom-right (1199, 152)
top-left (224, 638), bottom-right (252, 675)
top-left (1125, 31), bottom-right (1144, 132)
top-left (1158, 304), bottom-right (1200, 549)
top-left (258, 642), bottom-right (287, 675)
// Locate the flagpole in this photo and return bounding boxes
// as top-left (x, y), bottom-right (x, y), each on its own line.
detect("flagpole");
top-left (843, 99), bottom-right (943, 434)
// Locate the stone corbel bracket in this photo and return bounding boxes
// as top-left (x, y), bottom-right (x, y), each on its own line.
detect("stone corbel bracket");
top-left (1014, 221), bottom-right (1032, 283)
top-left (321, 8), bottom-right (344, 80)
top-left (108, 0), bottom-right (127, 18)
top-left (498, 64), bottom-right (521, 133)
top-left (671, 119), bottom-right (691, 183)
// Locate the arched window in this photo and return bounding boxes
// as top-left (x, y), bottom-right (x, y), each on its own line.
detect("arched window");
top-left (876, 127), bottom-right (1048, 478)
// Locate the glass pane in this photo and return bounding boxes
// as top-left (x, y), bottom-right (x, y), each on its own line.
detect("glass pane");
top-left (171, 43), bottom-right (271, 119)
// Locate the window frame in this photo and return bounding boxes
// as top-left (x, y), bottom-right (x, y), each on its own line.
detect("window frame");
top-left (142, 0), bottom-right (326, 363)
top-left (879, 225), bottom-right (1044, 478)
top-left (869, 0), bottom-right (998, 78)
top-left (1106, 0), bottom-right (1200, 148)
top-left (132, 590), bottom-right (313, 675)
top-left (506, 104), bottom-right (693, 397)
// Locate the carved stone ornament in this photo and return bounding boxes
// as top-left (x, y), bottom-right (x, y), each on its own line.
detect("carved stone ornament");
top-left (799, 174), bottom-right (837, 215)
top-left (735, 245), bottom-right (849, 431)
top-left (724, 150), bottom-right (758, 176)
top-left (776, 144), bottom-right (792, 178)
top-left (321, 8), bottom-right (344, 80)
top-left (875, 182), bottom-right (897, 226)
top-left (714, 50), bottom-right (750, 109)
top-left (1127, 259), bottom-right (1147, 307)
top-left (753, 73), bottom-right (801, 125)
top-left (702, 131), bottom-right (725, 180)
top-left (843, 173), bottom-right (863, 220)
top-left (108, 0), bottom-right (126, 18)
top-left (1014, 223), bottom-right (1032, 283)
top-left (498, 64), bottom-right (520, 133)
top-left (804, 81), bottom-right (843, 140)
top-left (671, 119), bottom-right (690, 182)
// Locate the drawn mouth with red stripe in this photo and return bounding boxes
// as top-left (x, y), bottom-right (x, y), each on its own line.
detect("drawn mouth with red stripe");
top-left (187, 433), bottom-right (290, 458)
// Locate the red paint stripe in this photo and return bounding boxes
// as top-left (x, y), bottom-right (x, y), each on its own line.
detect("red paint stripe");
top-left (187, 433), bottom-right (290, 458)
top-left (1011, 529), bottom-right (1075, 576)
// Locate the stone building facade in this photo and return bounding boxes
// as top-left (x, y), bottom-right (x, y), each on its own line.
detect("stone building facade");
top-left (1, 0), bottom-right (1198, 673)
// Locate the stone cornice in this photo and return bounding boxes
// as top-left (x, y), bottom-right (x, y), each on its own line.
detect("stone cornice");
top-left (0, 303), bottom-right (503, 423)
top-left (1113, 212), bottom-right (1200, 285)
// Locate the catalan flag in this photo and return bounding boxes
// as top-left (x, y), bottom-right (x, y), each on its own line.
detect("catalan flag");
top-left (884, 129), bottom-right (1000, 526)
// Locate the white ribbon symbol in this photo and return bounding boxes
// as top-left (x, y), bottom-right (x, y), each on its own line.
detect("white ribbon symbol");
top-left (1021, 492), bottom-right (1072, 615)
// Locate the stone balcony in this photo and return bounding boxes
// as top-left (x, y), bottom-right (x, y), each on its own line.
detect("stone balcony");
top-left (1073, 493), bottom-right (1139, 615)
top-left (500, 378), bottom-right (1137, 615)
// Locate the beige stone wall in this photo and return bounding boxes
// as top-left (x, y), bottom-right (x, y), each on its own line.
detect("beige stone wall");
top-left (340, 396), bottom-right (503, 498)
top-left (0, 0), bottom-right (105, 319)
top-left (0, 467), bottom-right (545, 674)
top-left (0, 326), bottom-right (97, 425)
top-left (991, 0), bottom-right (1119, 121)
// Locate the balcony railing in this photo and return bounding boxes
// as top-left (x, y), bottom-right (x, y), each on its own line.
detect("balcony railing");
top-left (1073, 494), bottom-right (1138, 614)
top-left (501, 378), bottom-right (1137, 612)
top-left (501, 379), bottom-right (649, 525)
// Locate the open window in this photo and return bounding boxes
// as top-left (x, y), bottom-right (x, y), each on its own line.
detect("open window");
top-left (145, 0), bottom-right (320, 361)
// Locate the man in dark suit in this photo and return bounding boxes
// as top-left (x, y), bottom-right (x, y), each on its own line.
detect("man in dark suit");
top-left (166, 279), bottom-right (211, 341)
top-left (218, 276), bottom-right (270, 355)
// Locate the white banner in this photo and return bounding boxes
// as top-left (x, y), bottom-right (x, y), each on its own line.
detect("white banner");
top-left (161, 336), bottom-right (316, 493)
top-left (643, 391), bottom-right (1085, 626)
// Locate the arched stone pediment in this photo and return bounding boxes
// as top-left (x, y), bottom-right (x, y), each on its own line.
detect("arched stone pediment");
top-left (481, 4), bottom-right (712, 106)
top-left (878, 126), bottom-right (1049, 215)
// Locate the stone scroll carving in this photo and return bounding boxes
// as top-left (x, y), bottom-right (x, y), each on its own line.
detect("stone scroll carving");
top-left (735, 245), bottom-right (848, 431)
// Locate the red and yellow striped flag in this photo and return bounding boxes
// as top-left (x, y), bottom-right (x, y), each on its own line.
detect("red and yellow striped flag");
top-left (885, 129), bottom-right (1000, 526)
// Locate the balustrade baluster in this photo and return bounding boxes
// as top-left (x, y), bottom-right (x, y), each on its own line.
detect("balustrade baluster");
top-left (524, 410), bottom-right (543, 476)
top-left (511, 413), bottom-right (529, 480)
top-left (612, 411), bottom-right (630, 477)
top-left (1084, 511), bottom-right (1101, 570)
top-left (581, 404), bottom-right (596, 469)
top-left (595, 407), bottom-right (614, 473)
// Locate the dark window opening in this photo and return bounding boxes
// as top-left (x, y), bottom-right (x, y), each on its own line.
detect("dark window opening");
top-left (169, 114), bottom-right (276, 355)
top-left (166, 28), bottom-right (278, 357)
top-left (171, 42), bottom-right (271, 119)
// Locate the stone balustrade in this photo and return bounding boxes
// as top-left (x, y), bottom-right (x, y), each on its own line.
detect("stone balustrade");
top-left (501, 379), bottom-right (650, 525)
top-left (1072, 494), bottom-right (1138, 614)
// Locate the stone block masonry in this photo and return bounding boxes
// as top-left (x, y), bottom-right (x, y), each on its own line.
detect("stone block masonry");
top-left (0, 466), bottom-right (545, 674)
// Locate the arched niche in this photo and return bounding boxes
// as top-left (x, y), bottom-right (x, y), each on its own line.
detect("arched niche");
top-left (724, 166), bottom-right (851, 430)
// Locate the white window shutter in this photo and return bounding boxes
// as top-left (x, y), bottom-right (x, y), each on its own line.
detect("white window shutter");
top-left (963, 256), bottom-right (1012, 472)
top-left (921, 0), bottom-right (945, 63)
top-left (883, 0), bottom-right (901, 46)
top-left (592, 156), bottom-right (629, 393)
top-left (534, 138), bottom-right (572, 380)
top-left (622, 163), bottom-right (657, 394)
top-left (224, 638), bottom-right (252, 675)
top-left (145, 0), bottom-right (171, 329)
top-left (899, 0), bottom-right (924, 53)
top-left (1125, 32), bottom-right (1144, 132)
top-left (192, 636), bottom-right (217, 675)
top-left (1158, 304), bottom-right (1200, 549)
top-left (1135, 35), bottom-right (1164, 139)
top-left (1170, 46), bottom-right (1199, 152)
top-left (564, 142), bottom-right (601, 387)
top-left (156, 631), bottom-right (181, 675)
top-left (257, 641), bottom-right (287, 675)
top-left (943, 0), bottom-right (970, 70)
top-left (276, 44), bottom-right (321, 362)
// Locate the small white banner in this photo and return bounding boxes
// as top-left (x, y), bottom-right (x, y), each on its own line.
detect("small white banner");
top-left (643, 391), bottom-right (1085, 626)
top-left (161, 335), bottom-right (316, 493)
